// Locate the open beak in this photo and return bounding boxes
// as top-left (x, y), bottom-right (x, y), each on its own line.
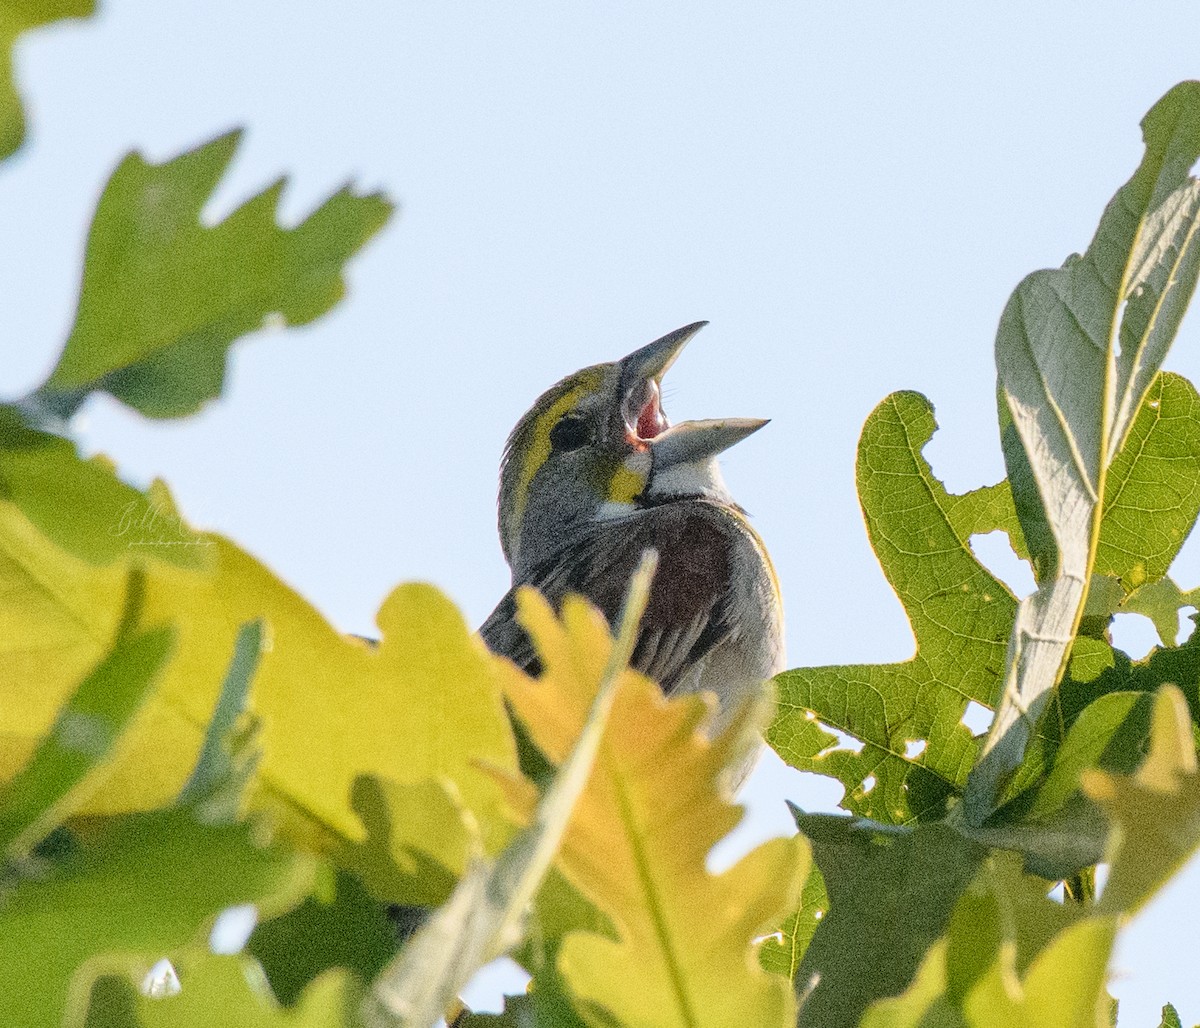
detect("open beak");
top-left (617, 322), bottom-right (707, 443)
top-left (620, 321), bottom-right (708, 384)
top-left (650, 417), bottom-right (769, 469)
top-left (617, 322), bottom-right (768, 466)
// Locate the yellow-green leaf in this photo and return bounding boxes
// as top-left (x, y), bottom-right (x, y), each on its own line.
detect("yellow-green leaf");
top-left (0, 488), bottom-right (519, 867)
top-left (1083, 683), bottom-right (1200, 916)
top-left (0, 0), bottom-right (93, 161)
top-left (503, 591), bottom-right (808, 1028)
top-left (85, 955), bottom-right (357, 1028)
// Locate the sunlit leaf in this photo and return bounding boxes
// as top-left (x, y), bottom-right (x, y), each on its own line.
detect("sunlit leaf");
top-left (759, 865), bottom-right (827, 980)
top-left (969, 83), bottom-right (1200, 820)
top-left (1120, 577), bottom-right (1200, 647)
top-left (0, 493), bottom-right (520, 865)
top-left (859, 853), bottom-right (1113, 1028)
top-left (1083, 684), bottom-right (1200, 915)
top-left (1158, 1003), bottom-right (1184, 1028)
top-left (769, 369), bottom-right (1200, 831)
top-left (501, 591), bottom-right (808, 1028)
top-left (85, 954), bottom-right (357, 1028)
top-left (770, 391), bottom-right (1019, 824)
top-left (363, 558), bottom-right (655, 1028)
top-left (1026, 691), bottom-right (1151, 818)
top-left (1095, 373), bottom-right (1200, 591)
top-left (0, 406), bottom-right (211, 567)
top-left (863, 915), bottom-right (1117, 1028)
top-left (39, 130), bottom-right (392, 418)
top-left (0, 570), bottom-right (172, 860)
top-left (864, 685), bottom-right (1200, 1026)
top-left (0, 811), bottom-right (315, 1028)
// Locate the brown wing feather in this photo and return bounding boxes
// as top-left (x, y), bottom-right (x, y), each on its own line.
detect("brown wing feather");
top-left (479, 502), bottom-right (737, 692)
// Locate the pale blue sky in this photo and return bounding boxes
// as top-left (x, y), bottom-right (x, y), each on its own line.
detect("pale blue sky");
top-left (5, 2), bottom-right (1200, 1021)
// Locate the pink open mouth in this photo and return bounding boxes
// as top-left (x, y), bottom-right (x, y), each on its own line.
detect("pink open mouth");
top-left (635, 380), bottom-right (669, 440)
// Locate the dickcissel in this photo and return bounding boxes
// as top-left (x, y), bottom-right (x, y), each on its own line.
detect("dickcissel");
top-left (480, 322), bottom-right (784, 733)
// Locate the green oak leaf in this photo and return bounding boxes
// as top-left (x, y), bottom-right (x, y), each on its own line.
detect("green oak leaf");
top-left (969, 82), bottom-right (1200, 820)
top-left (1096, 373), bottom-right (1200, 591)
top-left (759, 864), bottom-right (828, 981)
top-left (1026, 691), bottom-right (1152, 819)
top-left (248, 868), bottom-right (396, 1008)
top-left (0, 405), bottom-right (212, 567)
top-left (790, 811), bottom-right (985, 1027)
top-left (862, 686), bottom-right (1200, 1027)
top-left (1158, 1003), bottom-right (1184, 1028)
top-left (0, 570), bottom-right (172, 860)
top-left (1120, 578), bottom-right (1200, 647)
top-left (0, 0), bottom-right (93, 161)
top-left (1084, 684), bottom-right (1200, 916)
top-left (84, 954), bottom-right (358, 1027)
top-left (769, 391), bottom-right (1019, 824)
top-left (0, 810), bottom-right (315, 1028)
top-left (363, 560), bottom-right (655, 1028)
top-left (40, 129), bottom-right (392, 418)
top-left (771, 371), bottom-right (1200, 828)
top-left (863, 916), bottom-right (1118, 1028)
top-left (1003, 628), bottom-right (1200, 812)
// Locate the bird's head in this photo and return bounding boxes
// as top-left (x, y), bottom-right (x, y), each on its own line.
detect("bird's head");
top-left (498, 322), bottom-right (767, 577)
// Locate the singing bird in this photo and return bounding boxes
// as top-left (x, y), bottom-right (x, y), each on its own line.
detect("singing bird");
top-left (479, 323), bottom-right (784, 733)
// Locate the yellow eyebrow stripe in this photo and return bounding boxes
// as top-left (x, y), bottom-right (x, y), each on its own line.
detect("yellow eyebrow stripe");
top-left (511, 376), bottom-right (597, 529)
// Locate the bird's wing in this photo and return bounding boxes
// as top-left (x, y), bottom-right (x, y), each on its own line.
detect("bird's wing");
top-left (479, 503), bottom-right (738, 693)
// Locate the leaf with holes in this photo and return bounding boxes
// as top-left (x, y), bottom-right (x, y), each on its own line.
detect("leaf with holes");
top-left (769, 391), bottom-right (1020, 824)
top-left (759, 865), bottom-right (828, 981)
top-left (860, 685), bottom-right (1200, 1027)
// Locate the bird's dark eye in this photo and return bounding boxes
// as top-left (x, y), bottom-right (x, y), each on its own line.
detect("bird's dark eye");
top-left (549, 416), bottom-right (591, 452)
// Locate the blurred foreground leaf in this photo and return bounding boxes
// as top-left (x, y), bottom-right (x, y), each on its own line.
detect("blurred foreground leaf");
top-left (792, 816), bottom-right (984, 1026)
top-left (249, 869), bottom-right (396, 1009)
top-left (40, 130), bottom-right (392, 418)
top-left (0, 407), bottom-right (211, 566)
top-left (503, 591), bottom-right (807, 1028)
top-left (861, 684), bottom-right (1200, 1026)
top-left (1084, 684), bottom-right (1200, 915)
top-left (86, 954), bottom-right (357, 1027)
top-left (0, 571), bottom-right (172, 859)
top-left (0, 490), bottom-right (519, 865)
top-left (0, 0), bottom-right (93, 161)
top-left (0, 811), bottom-right (315, 1027)
top-left (363, 557), bottom-right (655, 1028)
